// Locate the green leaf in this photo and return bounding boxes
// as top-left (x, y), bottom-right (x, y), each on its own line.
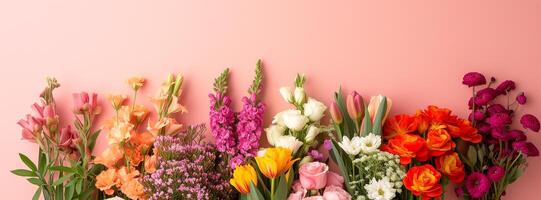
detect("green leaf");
top-left (274, 174), bottom-right (289, 200)
top-left (49, 166), bottom-right (75, 173)
top-left (65, 183), bottom-right (75, 200)
top-left (27, 178), bottom-right (45, 186)
top-left (334, 88), bottom-right (356, 137)
top-left (213, 68), bottom-right (229, 94)
top-left (52, 173), bottom-right (73, 186)
top-left (32, 187), bottom-right (41, 200)
top-left (362, 104), bottom-right (372, 135)
top-left (467, 146), bottom-right (477, 167)
top-left (11, 169), bottom-right (36, 177)
top-left (38, 150), bottom-right (47, 175)
top-left (19, 153), bottom-right (37, 172)
top-left (75, 178), bottom-right (83, 194)
top-left (330, 140), bottom-right (353, 195)
top-left (248, 181), bottom-right (264, 200)
top-left (372, 96), bottom-right (387, 135)
top-left (248, 59), bottom-right (264, 95)
top-left (88, 129), bottom-right (102, 151)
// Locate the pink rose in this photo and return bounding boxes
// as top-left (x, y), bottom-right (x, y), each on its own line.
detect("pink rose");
top-left (303, 196), bottom-right (324, 200)
top-left (291, 180), bottom-right (304, 192)
top-left (323, 185), bottom-right (351, 200)
top-left (326, 171), bottom-right (344, 187)
top-left (299, 162), bottom-right (329, 190)
top-left (287, 189), bottom-right (306, 200)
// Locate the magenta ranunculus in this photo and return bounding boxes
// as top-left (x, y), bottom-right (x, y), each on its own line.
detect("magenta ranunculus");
top-left (326, 171), bottom-right (344, 188)
top-left (455, 187), bottom-right (464, 198)
top-left (508, 130), bottom-right (527, 141)
top-left (469, 110), bottom-right (486, 121)
top-left (495, 80), bottom-right (516, 95)
top-left (512, 141), bottom-right (539, 157)
top-left (477, 122), bottom-right (492, 134)
top-left (487, 104), bottom-right (508, 115)
top-left (516, 93), bottom-right (527, 105)
top-left (474, 88), bottom-right (497, 106)
top-left (490, 127), bottom-right (509, 141)
top-left (520, 114), bottom-right (540, 132)
top-left (299, 162), bottom-right (329, 190)
top-left (463, 72), bottom-right (487, 87)
top-left (487, 113), bottom-right (512, 128)
top-left (465, 172), bottom-right (491, 198)
top-left (487, 165), bottom-right (505, 182)
top-left (323, 185), bottom-right (352, 200)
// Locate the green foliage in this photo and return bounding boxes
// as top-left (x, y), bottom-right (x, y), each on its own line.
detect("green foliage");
top-left (249, 59), bottom-right (264, 95)
top-left (213, 68), bottom-right (230, 94)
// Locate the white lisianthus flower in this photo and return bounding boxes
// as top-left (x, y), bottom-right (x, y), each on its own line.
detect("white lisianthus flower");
top-left (274, 135), bottom-right (303, 153)
top-left (282, 109), bottom-right (309, 131)
top-left (304, 125), bottom-right (321, 143)
top-left (265, 125), bottom-right (286, 146)
top-left (279, 87), bottom-right (293, 103)
top-left (364, 177), bottom-right (396, 200)
top-left (294, 87), bottom-right (306, 104)
top-left (303, 98), bottom-right (327, 121)
top-left (272, 111), bottom-right (286, 126)
top-left (338, 136), bottom-right (363, 156)
top-left (359, 133), bottom-right (382, 154)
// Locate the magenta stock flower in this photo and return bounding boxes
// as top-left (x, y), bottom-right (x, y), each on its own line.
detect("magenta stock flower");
top-left (512, 141), bottom-right (539, 157)
top-left (520, 114), bottom-right (540, 132)
top-left (236, 93), bottom-right (265, 158)
top-left (463, 72), bottom-right (487, 87)
top-left (487, 113), bottom-right (512, 128)
top-left (516, 93), bottom-right (527, 105)
top-left (73, 92), bottom-right (100, 115)
top-left (487, 165), bottom-right (505, 182)
top-left (209, 93), bottom-right (237, 155)
top-left (495, 80), bottom-right (516, 95)
top-left (465, 172), bottom-right (491, 198)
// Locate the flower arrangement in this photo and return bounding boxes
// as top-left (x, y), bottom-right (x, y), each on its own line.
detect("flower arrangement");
top-left (287, 161), bottom-right (351, 200)
top-left (266, 74), bottom-right (327, 159)
top-left (455, 72), bottom-right (540, 199)
top-left (13, 78), bottom-right (105, 200)
top-left (142, 124), bottom-right (234, 199)
top-left (209, 60), bottom-right (265, 168)
top-left (382, 105), bottom-right (482, 199)
top-left (94, 74), bottom-right (186, 199)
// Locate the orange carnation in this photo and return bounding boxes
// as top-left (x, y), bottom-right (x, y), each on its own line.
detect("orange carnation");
top-left (436, 152), bottom-right (465, 184)
top-left (403, 164), bottom-right (443, 200)
top-left (94, 144), bottom-right (123, 168)
top-left (95, 168), bottom-right (119, 195)
top-left (383, 114), bottom-right (418, 139)
top-left (426, 126), bottom-right (456, 156)
top-left (382, 133), bottom-right (429, 165)
top-left (121, 178), bottom-right (146, 200)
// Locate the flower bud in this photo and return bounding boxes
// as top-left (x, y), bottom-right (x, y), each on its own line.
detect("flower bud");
top-left (330, 102), bottom-right (343, 124)
top-left (173, 73), bottom-right (184, 96)
top-left (305, 125), bottom-right (321, 143)
top-left (279, 87), bottom-right (293, 103)
top-left (347, 91), bottom-right (364, 121)
top-left (294, 87), bottom-right (306, 105)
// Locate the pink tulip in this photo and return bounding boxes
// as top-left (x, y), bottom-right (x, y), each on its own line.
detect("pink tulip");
top-left (367, 95), bottom-right (392, 123)
top-left (17, 115), bottom-right (43, 142)
top-left (73, 92), bottom-right (101, 115)
top-left (326, 171), bottom-right (344, 188)
top-left (346, 91), bottom-right (364, 121)
top-left (330, 102), bottom-right (343, 124)
top-left (323, 185), bottom-right (352, 200)
top-left (287, 189), bottom-right (306, 200)
top-left (299, 162), bottom-right (329, 190)
top-left (303, 196), bottom-right (325, 200)
top-left (59, 125), bottom-right (79, 148)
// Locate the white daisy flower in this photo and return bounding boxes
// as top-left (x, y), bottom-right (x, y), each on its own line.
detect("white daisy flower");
top-left (364, 177), bottom-right (396, 200)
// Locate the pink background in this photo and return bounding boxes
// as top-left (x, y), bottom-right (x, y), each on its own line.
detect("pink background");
top-left (1, 0), bottom-right (540, 199)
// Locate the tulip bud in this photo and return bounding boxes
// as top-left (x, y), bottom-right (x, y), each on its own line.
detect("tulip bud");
top-left (280, 87), bottom-right (293, 103)
top-left (347, 91), bottom-right (364, 121)
top-left (294, 87), bottom-right (306, 105)
top-left (330, 102), bottom-right (343, 124)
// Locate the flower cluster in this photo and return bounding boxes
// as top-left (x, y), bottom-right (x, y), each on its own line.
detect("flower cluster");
top-left (266, 74), bottom-right (327, 159)
top-left (456, 72), bottom-right (540, 199)
top-left (288, 162), bottom-right (351, 200)
top-left (95, 74), bottom-right (186, 199)
top-left (382, 105), bottom-right (481, 199)
top-left (142, 125), bottom-right (235, 200)
top-left (209, 61), bottom-right (265, 168)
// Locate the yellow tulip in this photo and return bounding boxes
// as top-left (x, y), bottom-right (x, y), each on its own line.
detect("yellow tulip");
top-left (255, 147), bottom-right (299, 179)
top-left (230, 164), bottom-right (257, 194)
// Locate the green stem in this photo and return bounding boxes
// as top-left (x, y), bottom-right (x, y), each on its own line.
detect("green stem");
top-left (271, 178), bottom-right (276, 200)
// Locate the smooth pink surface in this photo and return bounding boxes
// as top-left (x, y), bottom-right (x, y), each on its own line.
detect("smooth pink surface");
top-left (1, 1), bottom-right (540, 199)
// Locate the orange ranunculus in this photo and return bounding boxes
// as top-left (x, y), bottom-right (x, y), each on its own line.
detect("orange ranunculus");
top-left (95, 168), bottom-right (119, 195)
top-left (381, 133), bottom-right (429, 165)
top-left (426, 126), bottom-right (456, 156)
top-left (447, 119), bottom-right (482, 143)
top-left (121, 178), bottom-right (146, 200)
top-left (94, 144), bottom-right (123, 168)
top-left (383, 114), bottom-right (419, 139)
top-left (423, 106), bottom-right (453, 124)
top-left (414, 111), bottom-right (431, 134)
top-left (436, 152), bottom-right (465, 184)
top-left (255, 147), bottom-right (299, 179)
top-left (403, 164), bottom-right (443, 200)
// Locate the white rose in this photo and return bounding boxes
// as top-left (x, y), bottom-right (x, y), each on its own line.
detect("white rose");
top-left (338, 136), bottom-right (363, 156)
top-left (275, 135), bottom-right (303, 153)
top-left (294, 87), bottom-right (306, 104)
top-left (304, 125), bottom-right (321, 143)
top-left (303, 98), bottom-right (327, 121)
top-left (265, 125), bottom-right (286, 146)
top-left (279, 87), bottom-right (293, 103)
top-left (282, 109), bottom-right (309, 131)
top-left (359, 133), bottom-right (382, 154)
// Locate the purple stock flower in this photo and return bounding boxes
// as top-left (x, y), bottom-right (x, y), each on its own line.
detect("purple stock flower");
top-left (495, 80), bottom-right (516, 95)
top-left (323, 139), bottom-right (333, 150)
top-left (209, 93), bottom-right (237, 155)
top-left (487, 165), bottom-right (505, 182)
top-left (487, 113), bottom-right (512, 128)
top-left (474, 88), bottom-right (497, 106)
top-left (465, 172), bottom-right (491, 198)
top-left (463, 72), bottom-right (487, 87)
top-left (520, 114), bottom-right (540, 132)
top-left (512, 141), bottom-right (539, 157)
top-left (236, 93), bottom-right (265, 159)
top-left (516, 93), bottom-right (527, 105)
top-left (508, 130), bottom-right (527, 141)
